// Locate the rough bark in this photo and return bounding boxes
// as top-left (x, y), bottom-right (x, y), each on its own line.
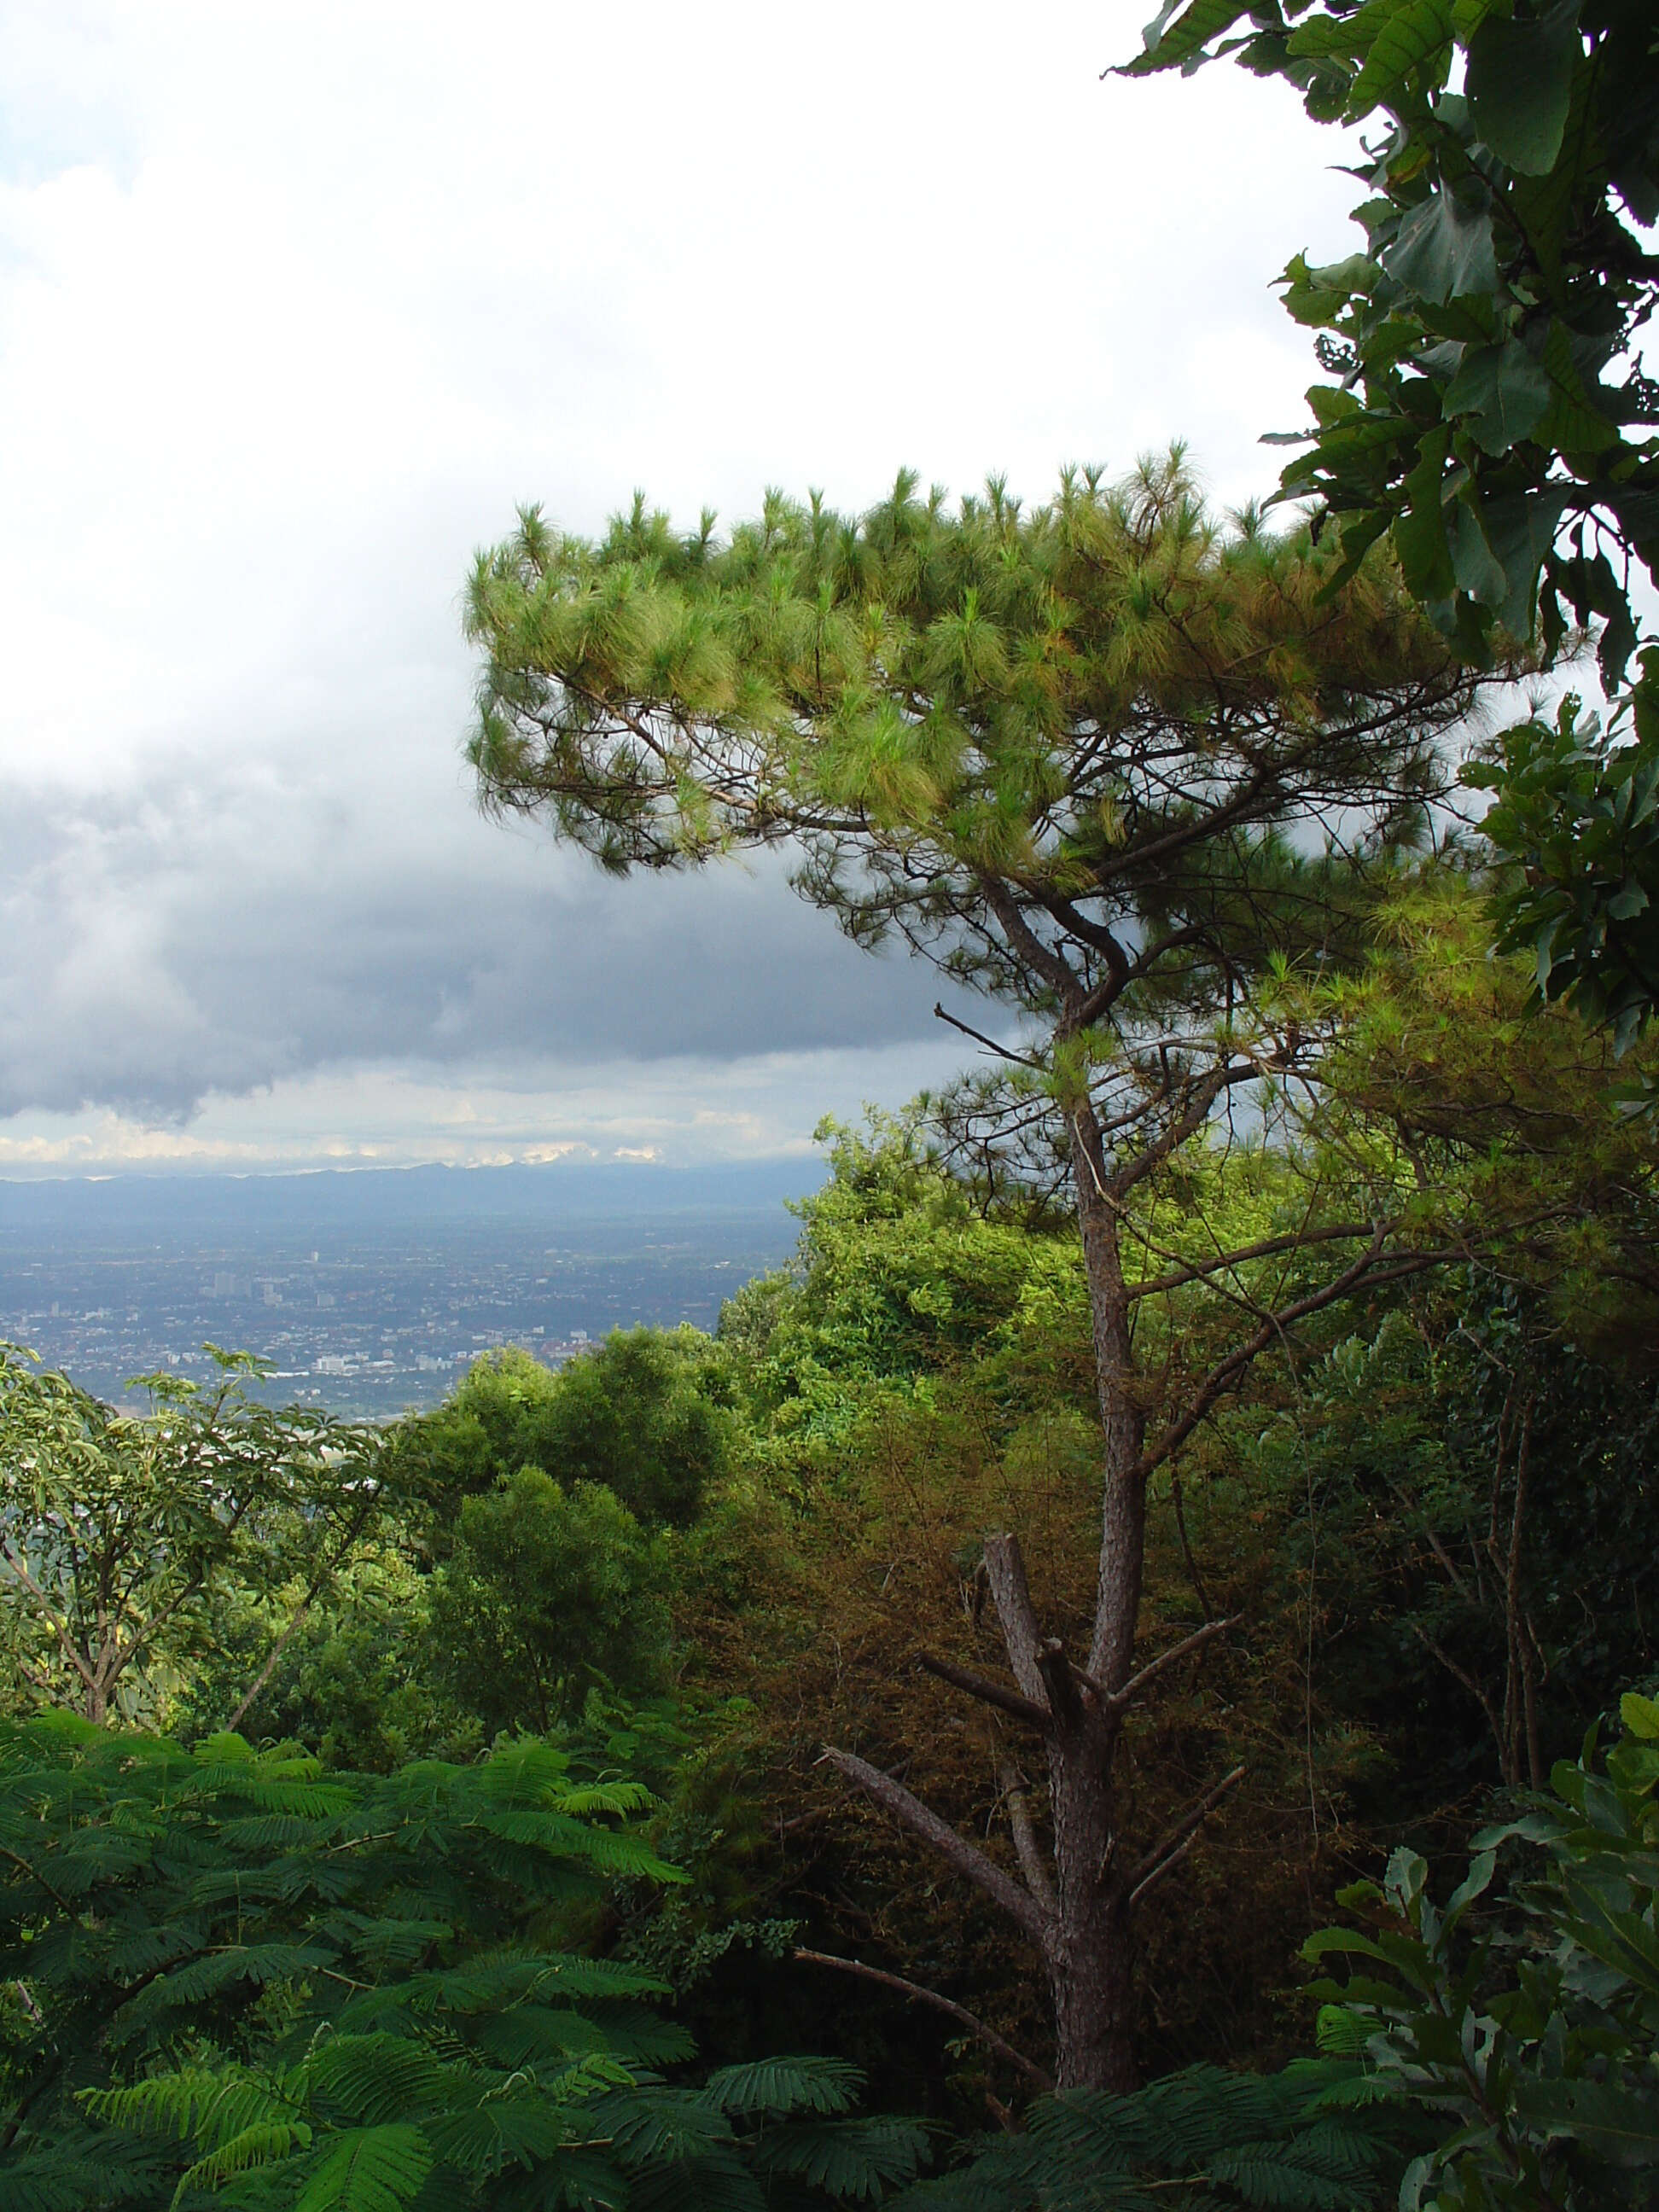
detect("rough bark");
top-left (1051, 1098), bottom-right (1146, 2089)
top-left (1044, 1709), bottom-right (1136, 2091)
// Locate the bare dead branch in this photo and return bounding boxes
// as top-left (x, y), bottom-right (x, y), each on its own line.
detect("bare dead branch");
top-left (1037, 1639), bottom-right (1086, 1736)
top-left (1128, 1764), bottom-right (1249, 1903)
top-left (820, 1747), bottom-right (1053, 1947)
top-left (1126, 1224), bottom-right (1377, 1302)
top-left (1139, 1234), bottom-right (1463, 1481)
top-left (933, 1002), bottom-right (1045, 1071)
top-left (917, 1651), bottom-right (1051, 1732)
top-left (997, 1758), bottom-right (1058, 1918)
top-left (792, 1948), bottom-right (1054, 2090)
top-left (1409, 1622), bottom-right (1505, 1760)
top-left (981, 1532), bottom-right (1047, 1704)
top-left (1108, 1616), bottom-right (1243, 1712)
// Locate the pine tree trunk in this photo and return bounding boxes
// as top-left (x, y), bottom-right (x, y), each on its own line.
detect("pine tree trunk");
top-left (1038, 1105), bottom-right (1149, 2092)
top-left (830, 1093), bottom-right (1254, 2093)
top-left (1046, 1718), bottom-right (1136, 2090)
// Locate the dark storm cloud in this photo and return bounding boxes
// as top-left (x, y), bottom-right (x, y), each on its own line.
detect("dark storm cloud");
top-left (0, 749), bottom-right (953, 1123)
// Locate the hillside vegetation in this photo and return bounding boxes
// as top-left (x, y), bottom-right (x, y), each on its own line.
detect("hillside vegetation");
top-left (3, 864), bottom-right (1657, 2205)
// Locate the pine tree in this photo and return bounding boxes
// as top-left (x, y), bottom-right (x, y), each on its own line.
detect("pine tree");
top-left (463, 456), bottom-right (1502, 2089)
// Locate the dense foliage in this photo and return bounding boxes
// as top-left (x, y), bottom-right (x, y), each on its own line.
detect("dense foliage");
top-left (0, 1714), bottom-right (927, 2210)
top-left (8, 40), bottom-right (1659, 2168)
top-left (0, 1347), bottom-right (381, 1728)
top-left (3, 872), bottom-right (1655, 2196)
top-left (1304, 1690), bottom-right (1659, 2209)
top-left (1123, 0), bottom-right (1659, 1049)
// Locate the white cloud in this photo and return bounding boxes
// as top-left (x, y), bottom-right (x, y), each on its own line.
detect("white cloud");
top-left (0, 1040), bottom-right (969, 1173)
top-left (0, 0), bottom-right (1370, 1166)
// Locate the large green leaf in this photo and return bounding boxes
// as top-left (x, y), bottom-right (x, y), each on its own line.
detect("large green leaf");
top-left (1443, 339), bottom-right (1552, 455)
top-left (1347, 0), bottom-right (1454, 118)
top-left (1385, 178), bottom-right (1498, 304)
top-left (700, 2057), bottom-right (861, 2118)
top-left (1124, 0), bottom-right (1253, 74)
top-left (1390, 427), bottom-right (1455, 597)
top-left (1447, 496), bottom-right (1508, 606)
top-left (1466, 1), bottom-right (1581, 175)
top-left (1519, 2079), bottom-right (1659, 2168)
top-left (1480, 486), bottom-right (1572, 637)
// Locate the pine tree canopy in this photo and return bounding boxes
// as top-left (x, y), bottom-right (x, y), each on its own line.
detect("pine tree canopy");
top-left (465, 458), bottom-right (1486, 1045)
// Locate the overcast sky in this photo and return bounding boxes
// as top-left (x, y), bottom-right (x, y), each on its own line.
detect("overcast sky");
top-left (0, 0), bottom-right (1374, 1176)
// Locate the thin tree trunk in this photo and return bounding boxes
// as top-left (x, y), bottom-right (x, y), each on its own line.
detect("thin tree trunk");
top-left (1502, 1398), bottom-right (1534, 1791)
top-left (826, 1077), bottom-right (1359, 2093)
top-left (224, 1598), bottom-right (315, 1737)
top-left (1068, 1104), bottom-right (1149, 1691)
top-left (224, 1491), bottom-right (381, 1736)
top-left (1024, 1099), bottom-right (1148, 2093)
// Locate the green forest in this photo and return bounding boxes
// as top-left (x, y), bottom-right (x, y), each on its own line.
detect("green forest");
top-left (4, 3), bottom-right (1659, 2207)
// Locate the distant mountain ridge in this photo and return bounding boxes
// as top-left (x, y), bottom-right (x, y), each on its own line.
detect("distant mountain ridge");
top-left (0, 1158), bottom-right (826, 1233)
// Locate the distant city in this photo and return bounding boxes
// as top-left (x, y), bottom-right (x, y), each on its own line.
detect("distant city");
top-left (0, 1161), bottom-right (818, 1417)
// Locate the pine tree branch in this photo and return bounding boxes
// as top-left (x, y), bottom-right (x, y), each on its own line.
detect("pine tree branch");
top-left (792, 1949), bottom-right (1054, 2090)
top-left (997, 1759), bottom-right (1058, 1919)
top-left (981, 1532), bottom-right (1047, 1705)
top-left (933, 1003), bottom-right (1045, 1071)
top-left (917, 1652), bottom-right (1051, 1732)
top-left (980, 877), bottom-right (1080, 1006)
top-left (1106, 1616), bottom-right (1243, 1713)
top-left (1125, 1224), bottom-right (1377, 1301)
top-left (819, 1748), bottom-right (1053, 1947)
top-left (1128, 1765), bottom-right (1248, 1904)
top-left (1139, 1231), bottom-right (1459, 1480)
top-left (1104, 1060), bottom-right (1261, 1204)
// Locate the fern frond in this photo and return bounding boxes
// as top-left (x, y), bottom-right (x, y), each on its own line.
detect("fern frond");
top-left (424, 2094), bottom-right (577, 2176)
top-left (488, 2144), bottom-right (632, 2209)
top-left (0, 2133), bottom-right (172, 2211)
top-left (1209, 2129), bottom-right (1389, 2206)
top-left (292, 2122), bottom-right (433, 2212)
top-left (618, 2146), bottom-right (766, 2212)
top-left (757, 2114), bottom-right (932, 2199)
top-left (552, 1783), bottom-right (656, 1819)
top-left (469, 2005), bottom-right (616, 2069)
top-left (595, 2085), bottom-right (736, 2166)
top-left (474, 1809), bottom-right (682, 1882)
top-left (307, 2035), bottom-right (454, 2126)
top-left (123, 1940), bottom-right (334, 2014)
top-left (84, 2064), bottom-right (293, 2146)
top-left (700, 2055), bottom-right (864, 2117)
top-left (177, 2117), bottom-right (313, 2192)
top-left (216, 1813), bottom-right (329, 1851)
